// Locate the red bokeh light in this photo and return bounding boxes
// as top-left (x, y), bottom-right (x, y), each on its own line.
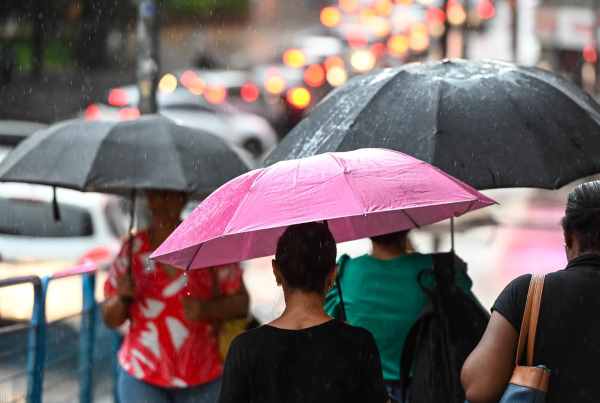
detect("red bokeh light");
top-left (108, 88), bottom-right (129, 107)
top-left (583, 44), bottom-right (598, 64)
top-left (241, 82), bottom-right (260, 103)
top-left (84, 104), bottom-right (101, 121)
top-left (478, 0), bottom-right (496, 20)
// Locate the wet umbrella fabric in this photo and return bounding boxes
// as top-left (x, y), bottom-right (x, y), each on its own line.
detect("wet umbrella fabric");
top-left (151, 148), bottom-right (495, 270)
top-left (265, 59), bottom-right (600, 190)
top-left (0, 115), bottom-right (249, 195)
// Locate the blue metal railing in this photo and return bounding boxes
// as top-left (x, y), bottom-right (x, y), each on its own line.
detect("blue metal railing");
top-left (0, 263), bottom-right (116, 403)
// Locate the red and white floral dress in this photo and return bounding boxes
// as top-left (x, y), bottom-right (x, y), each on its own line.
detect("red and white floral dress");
top-left (104, 230), bottom-right (243, 388)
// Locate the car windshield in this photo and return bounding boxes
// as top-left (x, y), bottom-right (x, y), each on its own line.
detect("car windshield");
top-left (0, 197), bottom-right (94, 237)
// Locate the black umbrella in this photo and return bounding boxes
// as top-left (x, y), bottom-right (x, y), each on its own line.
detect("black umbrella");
top-left (0, 115), bottom-right (250, 272)
top-left (266, 59), bottom-right (600, 190)
top-left (0, 115), bottom-right (249, 195)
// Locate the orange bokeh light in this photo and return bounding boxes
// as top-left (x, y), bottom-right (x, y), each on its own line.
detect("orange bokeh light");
top-left (374, 0), bottom-right (393, 16)
top-left (283, 49), bottom-right (306, 69)
top-left (286, 87), bottom-right (312, 109)
top-left (324, 56), bottom-right (345, 71)
top-left (320, 6), bottom-right (342, 28)
top-left (410, 33), bottom-right (430, 52)
top-left (119, 107), bottom-right (140, 121)
top-left (387, 34), bottom-right (409, 58)
top-left (265, 74), bottom-right (286, 95)
top-left (304, 64), bottom-right (326, 88)
top-left (339, 0), bottom-right (359, 13)
top-left (447, 1), bottom-right (467, 26)
top-left (204, 86), bottom-right (227, 104)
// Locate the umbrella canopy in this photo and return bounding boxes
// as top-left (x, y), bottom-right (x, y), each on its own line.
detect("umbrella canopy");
top-left (265, 59), bottom-right (600, 189)
top-left (151, 148), bottom-right (495, 270)
top-left (0, 115), bottom-right (250, 195)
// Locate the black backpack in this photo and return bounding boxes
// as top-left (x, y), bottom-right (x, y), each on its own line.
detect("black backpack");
top-left (399, 252), bottom-right (489, 403)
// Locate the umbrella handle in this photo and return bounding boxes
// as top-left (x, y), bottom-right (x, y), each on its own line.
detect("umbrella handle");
top-left (52, 186), bottom-right (61, 222)
top-left (450, 217), bottom-right (455, 252)
top-left (127, 189), bottom-right (137, 276)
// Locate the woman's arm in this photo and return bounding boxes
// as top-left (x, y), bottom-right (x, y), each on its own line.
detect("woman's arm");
top-left (461, 312), bottom-right (518, 403)
top-left (183, 283), bottom-right (250, 322)
top-left (102, 273), bottom-right (134, 329)
top-left (102, 296), bottom-right (131, 329)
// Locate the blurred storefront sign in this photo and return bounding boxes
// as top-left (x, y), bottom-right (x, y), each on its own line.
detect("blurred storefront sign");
top-left (536, 5), bottom-right (594, 50)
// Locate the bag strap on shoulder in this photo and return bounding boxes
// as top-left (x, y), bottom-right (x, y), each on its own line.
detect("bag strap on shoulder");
top-left (515, 274), bottom-right (545, 367)
top-left (335, 254), bottom-right (351, 322)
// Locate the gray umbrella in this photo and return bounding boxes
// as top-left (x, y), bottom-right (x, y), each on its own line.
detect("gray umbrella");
top-left (0, 115), bottom-right (249, 195)
top-left (266, 59), bottom-right (600, 189)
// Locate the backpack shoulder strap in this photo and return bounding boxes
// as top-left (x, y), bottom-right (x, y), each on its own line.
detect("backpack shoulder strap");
top-left (335, 254), bottom-right (351, 322)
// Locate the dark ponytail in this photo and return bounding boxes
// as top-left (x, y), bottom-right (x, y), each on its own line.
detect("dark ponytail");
top-left (562, 181), bottom-right (600, 253)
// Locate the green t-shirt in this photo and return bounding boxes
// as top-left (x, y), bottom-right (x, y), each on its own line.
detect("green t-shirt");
top-left (324, 253), bottom-right (472, 381)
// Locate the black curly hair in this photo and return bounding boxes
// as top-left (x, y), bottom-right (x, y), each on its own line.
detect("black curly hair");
top-left (274, 222), bottom-right (337, 294)
top-left (562, 181), bottom-right (600, 253)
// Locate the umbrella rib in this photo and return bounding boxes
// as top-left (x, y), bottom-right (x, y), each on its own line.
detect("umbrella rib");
top-left (328, 153), bottom-right (368, 213)
top-left (222, 169), bottom-right (268, 235)
top-left (84, 121), bottom-right (119, 191)
top-left (185, 242), bottom-right (204, 271)
top-left (401, 209), bottom-right (420, 229)
top-left (166, 122), bottom-right (189, 191)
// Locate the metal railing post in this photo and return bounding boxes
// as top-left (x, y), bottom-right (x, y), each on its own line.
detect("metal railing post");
top-left (112, 332), bottom-right (123, 403)
top-left (26, 276), bottom-right (48, 403)
top-left (79, 272), bottom-right (96, 403)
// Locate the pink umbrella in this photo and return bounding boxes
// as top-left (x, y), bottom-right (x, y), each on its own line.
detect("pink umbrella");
top-left (151, 148), bottom-right (496, 270)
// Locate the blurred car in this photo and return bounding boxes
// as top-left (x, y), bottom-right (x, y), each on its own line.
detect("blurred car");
top-left (0, 183), bottom-right (128, 263)
top-left (0, 120), bottom-right (47, 160)
top-left (85, 81), bottom-right (278, 161)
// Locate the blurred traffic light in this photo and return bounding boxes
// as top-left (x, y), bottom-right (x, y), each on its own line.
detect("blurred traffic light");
top-left (286, 87), bottom-right (312, 109)
top-left (241, 82), bottom-right (260, 103)
top-left (304, 64), bottom-right (326, 88)
top-left (283, 49), bottom-right (306, 69)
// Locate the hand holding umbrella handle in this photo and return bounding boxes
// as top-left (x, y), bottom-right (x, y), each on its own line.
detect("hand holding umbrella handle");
top-left (115, 273), bottom-right (135, 304)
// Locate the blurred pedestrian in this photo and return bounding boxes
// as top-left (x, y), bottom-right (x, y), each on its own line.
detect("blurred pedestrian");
top-left (325, 230), bottom-right (474, 402)
top-left (218, 222), bottom-right (388, 403)
top-left (102, 190), bottom-right (249, 403)
top-left (462, 181), bottom-right (600, 402)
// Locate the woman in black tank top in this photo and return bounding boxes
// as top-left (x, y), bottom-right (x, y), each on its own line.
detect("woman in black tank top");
top-left (461, 181), bottom-right (600, 403)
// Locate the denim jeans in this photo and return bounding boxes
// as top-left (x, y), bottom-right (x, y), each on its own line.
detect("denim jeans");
top-left (385, 381), bottom-right (404, 403)
top-left (118, 366), bottom-right (221, 403)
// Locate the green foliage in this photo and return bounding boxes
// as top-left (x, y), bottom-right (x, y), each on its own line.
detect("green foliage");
top-left (12, 39), bottom-right (73, 72)
top-left (164, 0), bottom-right (250, 17)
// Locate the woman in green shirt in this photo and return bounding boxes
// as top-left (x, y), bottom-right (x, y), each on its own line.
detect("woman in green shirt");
top-left (324, 230), bottom-right (473, 402)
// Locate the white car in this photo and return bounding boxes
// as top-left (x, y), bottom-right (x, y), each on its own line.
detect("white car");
top-left (86, 82), bottom-right (278, 161)
top-left (0, 183), bottom-right (127, 263)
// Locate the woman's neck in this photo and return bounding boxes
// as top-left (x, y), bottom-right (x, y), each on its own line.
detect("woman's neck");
top-left (148, 215), bottom-right (180, 249)
top-left (371, 242), bottom-right (405, 260)
top-left (270, 289), bottom-right (331, 330)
